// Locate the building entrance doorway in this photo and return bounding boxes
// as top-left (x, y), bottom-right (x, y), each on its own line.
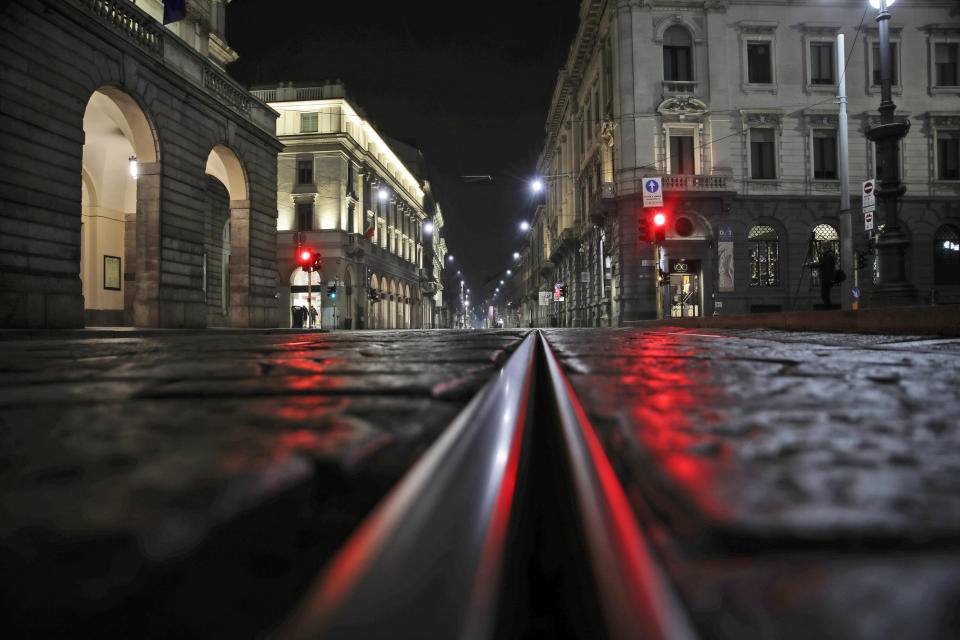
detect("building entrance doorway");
top-left (669, 259), bottom-right (701, 317)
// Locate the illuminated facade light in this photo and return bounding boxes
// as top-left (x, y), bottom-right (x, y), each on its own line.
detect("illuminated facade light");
top-left (129, 155), bottom-right (138, 179)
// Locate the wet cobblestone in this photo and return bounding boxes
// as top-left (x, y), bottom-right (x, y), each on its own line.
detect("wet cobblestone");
top-left (543, 327), bottom-right (960, 639)
top-left (0, 329), bottom-right (527, 635)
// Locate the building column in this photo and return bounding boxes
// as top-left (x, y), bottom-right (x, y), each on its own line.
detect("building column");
top-left (134, 162), bottom-right (161, 327)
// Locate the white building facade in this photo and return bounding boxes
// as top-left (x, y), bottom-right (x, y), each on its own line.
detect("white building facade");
top-left (523, 0), bottom-right (960, 326)
top-left (256, 83), bottom-right (442, 329)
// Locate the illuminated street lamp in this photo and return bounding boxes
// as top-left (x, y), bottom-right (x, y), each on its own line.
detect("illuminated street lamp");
top-left (531, 178), bottom-right (544, 193)
top-left (423, 221), bottom-right (434, 234)
top-left (512, 252), bottom-right (520, 260)
top-left (865, 0), bottom-right (913, 305)
top-left (519, 221), bottom-right (530, 232)
top-left (506, 269), bottom-right (512, 276)
top-left (377, 187), bottom-right (389, 201)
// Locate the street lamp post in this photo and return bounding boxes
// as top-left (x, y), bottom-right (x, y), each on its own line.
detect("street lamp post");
top-left (866, 0), bottom-right (915, 306)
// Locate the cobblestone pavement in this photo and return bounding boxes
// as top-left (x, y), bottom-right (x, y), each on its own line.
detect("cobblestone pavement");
top-left (544, 327), bottom-right (960, 640)
top-left (3, 327), bottom-right (960, 638)
top-left (0, 329), bottom-right (527, 636)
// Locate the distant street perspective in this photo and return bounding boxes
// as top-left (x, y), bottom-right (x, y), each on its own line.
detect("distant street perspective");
top-left (3, 0), bottom-right (960, 638)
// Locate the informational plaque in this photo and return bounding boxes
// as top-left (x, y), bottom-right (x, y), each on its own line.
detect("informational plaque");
top-left (103, 255), bottom-right (121, 291)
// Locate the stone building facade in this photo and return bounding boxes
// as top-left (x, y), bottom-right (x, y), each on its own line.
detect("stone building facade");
top-left (0, 0), bottom-right (282, 328)
top-left (520, 0), bottom-right (960, 327)
top-left (255, 83), bottom-right (442, 330)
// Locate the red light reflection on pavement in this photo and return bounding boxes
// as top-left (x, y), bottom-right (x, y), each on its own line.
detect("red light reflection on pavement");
top-left (622, 332), bottom-right (733, 521)
top-left (258, 396), bottom-right (349, 422)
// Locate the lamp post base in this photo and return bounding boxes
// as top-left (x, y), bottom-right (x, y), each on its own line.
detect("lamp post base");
top-left (871, 226), bottom-right (917, 308)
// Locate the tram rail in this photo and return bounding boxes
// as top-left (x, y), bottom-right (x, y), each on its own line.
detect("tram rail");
top-left (271, 330), bottom-right (697, 639)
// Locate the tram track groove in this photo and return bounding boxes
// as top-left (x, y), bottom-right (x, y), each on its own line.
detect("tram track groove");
top-left (271, 330), bottom-right (699, 640)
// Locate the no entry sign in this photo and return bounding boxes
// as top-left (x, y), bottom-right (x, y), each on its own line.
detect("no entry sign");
top-left (862, 179), bottom-right (876, 209)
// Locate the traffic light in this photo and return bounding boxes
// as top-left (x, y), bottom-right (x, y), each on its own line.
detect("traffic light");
top-left (326, 283), bottom-right (337, 299)
top-left (638, 214), bottom-right (650, 244)
top-left (559, 284), bottom-right (568, 299)
top-left (369, 288), bottom-right (380, 303)
top-left (298, 247), bottom-right (314, 269)
top-left (297, 247), bottom-right (321, 271)
top-left (652, 210), bottom-right (667, 244)
top-left (855, 251), bottom-right (868, 270)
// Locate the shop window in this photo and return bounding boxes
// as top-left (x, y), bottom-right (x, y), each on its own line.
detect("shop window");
top-left (934, 224), bottom-right (960, 285)
top-left (748, 225), bottom-right (780, 287)
top-left (811, 224), bottom-right (840, 286)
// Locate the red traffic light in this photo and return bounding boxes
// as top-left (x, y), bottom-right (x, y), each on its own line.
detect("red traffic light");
top-left (653, 212), bottom-right (666, 227)
top-left (297, 247), bottom-right (321, 270)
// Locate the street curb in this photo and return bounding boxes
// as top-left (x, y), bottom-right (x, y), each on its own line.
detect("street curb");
top-left (622, 305), bottom-right (960, 336)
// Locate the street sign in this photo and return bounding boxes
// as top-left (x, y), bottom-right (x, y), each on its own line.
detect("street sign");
top-left (642, 177), bottom-right (662, 208)
top-left (862, 179), bottom-right (876, 209)
top-left (539, 291), bottom-right (551, 306)
top-left (852, 286), bottom-right (861, 301)
top-left (864, 209), bottom-right (874, 230)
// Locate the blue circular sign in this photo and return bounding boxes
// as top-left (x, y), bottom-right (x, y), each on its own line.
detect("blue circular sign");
top-left (852, 286), bottom-right (861, 300)
top-left (645, 180), bottom-right (660, 194)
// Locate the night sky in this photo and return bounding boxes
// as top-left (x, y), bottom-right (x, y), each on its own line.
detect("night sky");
top-left (226, 0), bottom-right (581, 292)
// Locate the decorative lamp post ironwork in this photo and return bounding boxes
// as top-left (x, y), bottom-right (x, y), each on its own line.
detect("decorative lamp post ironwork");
top-left (866, 0), bottom-right (916, 305)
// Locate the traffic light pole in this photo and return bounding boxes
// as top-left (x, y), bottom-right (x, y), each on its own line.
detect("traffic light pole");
top-left (655, 243), bottom-right (663, 320)
top-left (307, 270), bottom-right (312, 329)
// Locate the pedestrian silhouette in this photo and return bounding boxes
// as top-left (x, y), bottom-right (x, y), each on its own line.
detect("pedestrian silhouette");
top-left (819, 248), bottom-right (837, 308)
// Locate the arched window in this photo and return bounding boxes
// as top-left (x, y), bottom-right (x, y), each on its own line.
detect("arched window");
top-left (748, 225), bottom-right (780, 287)
top-left (934, 224), bottom-right (960, 285)
top-left (811, 224), bottom-right (840, 286)
top-left (663, 26), bottom-right (693, 82)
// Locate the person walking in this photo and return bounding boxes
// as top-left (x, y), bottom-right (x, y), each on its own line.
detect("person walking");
top-left (819, 248), bottom-right (837, 308)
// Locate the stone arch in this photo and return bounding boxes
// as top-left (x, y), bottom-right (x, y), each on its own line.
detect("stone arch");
top-left (205, 145), bottom-right (250, 327)
top-left (81, 86), bottom-right (159, 327)
top-left (653, 16), bottom-right (703, 44)
top-left (290, 267), bottom-right (322, 328)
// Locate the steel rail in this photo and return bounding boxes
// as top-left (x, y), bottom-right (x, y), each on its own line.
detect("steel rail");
top-left (269, 331), bottom-right (538, 640)
top-left (537, 331), bottom-right (700, 640)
